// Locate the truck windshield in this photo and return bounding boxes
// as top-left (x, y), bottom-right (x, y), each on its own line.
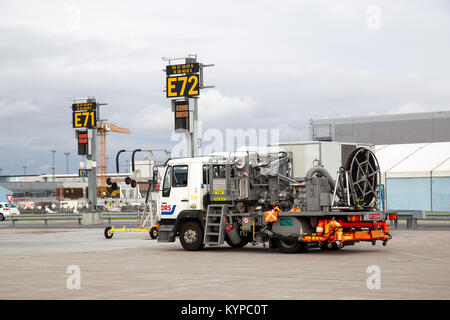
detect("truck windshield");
top-left (162, 166), bottom-right (173, 197)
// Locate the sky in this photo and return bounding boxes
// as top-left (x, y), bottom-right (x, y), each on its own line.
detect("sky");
top-left (1, 0), bottom-right (450, 175)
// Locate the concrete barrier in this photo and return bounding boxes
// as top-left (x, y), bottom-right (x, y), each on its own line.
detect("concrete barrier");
top-left (81, 212), bottom-right (102, 225)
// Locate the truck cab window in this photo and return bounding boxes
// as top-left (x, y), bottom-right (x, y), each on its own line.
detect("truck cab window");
top-left (213, 165), bottom-right (226, 178)
top-left (203, 165), bottom-right (209, 185)
top-left (172, 165), bottom-right (188, 187)
top-left (162, 166), bottom-right (173, 197)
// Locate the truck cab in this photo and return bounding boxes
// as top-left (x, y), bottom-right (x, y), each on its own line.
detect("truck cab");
top-left (157, 157), bottom-right (210, 217)
top-left (157, 157), bottom-right (211, 249)
top-left (156, 151), bottom-right (292, 250)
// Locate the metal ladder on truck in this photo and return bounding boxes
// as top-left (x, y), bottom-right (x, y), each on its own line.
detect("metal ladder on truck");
top-left (203, 204), bottom-right (228, 246)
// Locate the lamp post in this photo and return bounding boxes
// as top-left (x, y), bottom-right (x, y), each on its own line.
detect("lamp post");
top-left (64, 152), bottom-right (70, 174)
top-left (51, 150), bottom-right (56, 175)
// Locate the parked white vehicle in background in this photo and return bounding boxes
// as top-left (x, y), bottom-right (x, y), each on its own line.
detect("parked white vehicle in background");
top-left (0, 203), bottom-right (21, 221)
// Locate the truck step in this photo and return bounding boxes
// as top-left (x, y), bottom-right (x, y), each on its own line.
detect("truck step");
top-left (204, 204), bottom-right (229, 245)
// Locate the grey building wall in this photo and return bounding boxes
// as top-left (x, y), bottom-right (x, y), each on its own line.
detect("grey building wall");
top-left (309, 111), bottom-right (450, 145)
top-left (0, 182), bottom-right (63, 199)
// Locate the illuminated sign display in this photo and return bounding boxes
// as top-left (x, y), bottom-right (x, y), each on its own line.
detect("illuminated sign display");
top-left (174, 100), bottom-right (190, 132)
top-left (78, 131), bottom-right (88, 144)
top-left (166, 74), bottom-right (200, 98)
top-left (77, 130), bottom-right (88, 155)
top-left (73, 110), bottom-right (97, 128)
top-left (166, 63), bottom-right (200, 76)
top-left (72, 102), bottom-right (97, 112)
top-left (72, 102), bottom-right (97, 128)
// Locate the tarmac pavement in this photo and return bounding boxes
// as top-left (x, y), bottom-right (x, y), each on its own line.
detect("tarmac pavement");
top-left (0, 225), bottom-right (449, 300)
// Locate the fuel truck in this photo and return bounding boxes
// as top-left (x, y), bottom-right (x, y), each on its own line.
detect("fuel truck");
top-left (156, 147), bottom-right (396, 253)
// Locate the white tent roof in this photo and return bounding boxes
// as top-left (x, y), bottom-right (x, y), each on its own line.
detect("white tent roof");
top-left (375, 142), bottom-right (450, 178)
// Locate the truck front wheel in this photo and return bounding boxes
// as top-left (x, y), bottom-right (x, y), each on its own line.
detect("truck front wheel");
top-left (179, 221), bottom-right (204, 251)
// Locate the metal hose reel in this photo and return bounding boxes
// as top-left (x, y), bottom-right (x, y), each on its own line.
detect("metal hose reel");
top-left (345, 147), bottom-right (381, 208)
top-left (332, 147), bottom-right (381, 210)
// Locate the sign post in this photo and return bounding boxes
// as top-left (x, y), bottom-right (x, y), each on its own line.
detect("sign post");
top-left (163, 55), bottom-right (213, 157)
top-left (71, 97), bottom-right (99, 211)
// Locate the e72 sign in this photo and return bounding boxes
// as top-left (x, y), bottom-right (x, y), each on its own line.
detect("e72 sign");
top-left (166, 74), bottom-right (200, 98)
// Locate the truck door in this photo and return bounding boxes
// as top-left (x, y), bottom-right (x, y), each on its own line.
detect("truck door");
top-left (160, 164), bottom-right (190, 218)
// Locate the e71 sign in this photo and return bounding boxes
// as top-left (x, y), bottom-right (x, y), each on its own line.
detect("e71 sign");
top-left (78, 169), bottom-right (88, 177)
top-left (72, 102), bottom-right (97, 128)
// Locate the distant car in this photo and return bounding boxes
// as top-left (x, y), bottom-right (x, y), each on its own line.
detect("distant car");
top-left (0, 202), bottom-right (21, 221)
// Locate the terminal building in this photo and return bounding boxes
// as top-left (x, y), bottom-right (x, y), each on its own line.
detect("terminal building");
top-left (0, 170), bottom-right (146, 206)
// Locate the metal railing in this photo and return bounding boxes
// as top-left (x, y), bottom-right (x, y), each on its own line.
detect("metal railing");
top-left (391, 210), bottom-right (450, 229)
top-left (4, 212), bottom-right (140, 226)
top-left (3, 210), bottom-right (449, 229)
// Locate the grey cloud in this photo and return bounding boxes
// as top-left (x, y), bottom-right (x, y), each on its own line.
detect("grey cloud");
top-left (1, 0), bottom-right (450, 174)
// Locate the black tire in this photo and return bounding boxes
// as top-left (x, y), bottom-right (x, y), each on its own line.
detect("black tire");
top-left (104, 227), bottom-right (114, 239)
top-left (179, 221), bottom-right (204, 251)
top-left (276, 239), bottom-right (306, 253)
top-left (225, 234), bottom-right (249, 248)
top-left (149, 227), bottom-right (158, 239)
top-left (269, 239), bottom-right (278, 249)
top-left (0, 213), bottom-right (4, 222)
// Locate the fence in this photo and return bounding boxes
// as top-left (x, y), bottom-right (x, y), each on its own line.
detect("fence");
top-left (5, 212), bottom-right (140, 226)
top-left (392, 210), bottom-right (450, 229)
top-left (4, 210), bottom-right (450, 229)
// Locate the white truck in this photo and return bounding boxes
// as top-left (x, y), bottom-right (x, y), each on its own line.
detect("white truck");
top-left (156, 148), bottom-right (396, 253)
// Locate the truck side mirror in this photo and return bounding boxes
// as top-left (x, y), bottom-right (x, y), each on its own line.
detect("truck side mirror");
top-left (153, 169), bottom-right (159, 185)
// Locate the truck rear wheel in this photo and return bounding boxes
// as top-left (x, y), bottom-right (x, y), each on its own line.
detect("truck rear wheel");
top-left (0, 213), bottom-right (4, 221)
top-left (276, 239), bottom-right (306, 253)
top-left (179, 221), bottom-right (204, 251)
top-left (225, 235), bottom-right (249, 248)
